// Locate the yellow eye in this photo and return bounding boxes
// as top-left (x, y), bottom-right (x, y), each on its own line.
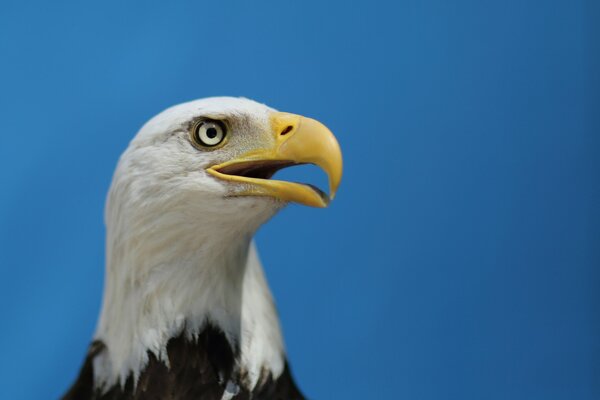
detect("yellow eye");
top-left (192, 119), bottom-right (227, 148)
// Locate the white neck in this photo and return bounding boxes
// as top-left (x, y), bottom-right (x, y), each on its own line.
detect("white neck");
top-left (92, 171), bottom-right (285, 391)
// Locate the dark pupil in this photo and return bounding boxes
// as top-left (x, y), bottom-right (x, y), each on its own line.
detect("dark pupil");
top-left (206, 127), bottom-right (218, 139)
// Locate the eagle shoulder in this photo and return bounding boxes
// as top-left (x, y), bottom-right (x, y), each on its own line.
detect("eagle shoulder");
top-left (63, 325), bottom-right (304, 400)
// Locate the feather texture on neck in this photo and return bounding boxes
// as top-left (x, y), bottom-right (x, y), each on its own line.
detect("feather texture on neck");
top-left (92, 140), bottom-right (286, 392)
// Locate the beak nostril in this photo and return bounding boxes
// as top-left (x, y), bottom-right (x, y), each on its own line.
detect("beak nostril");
top-left (280, 125), bottom-right (294, 136)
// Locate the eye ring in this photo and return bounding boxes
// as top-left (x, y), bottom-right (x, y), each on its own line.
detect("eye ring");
top-left (190, 119), bottom-right (228, 149)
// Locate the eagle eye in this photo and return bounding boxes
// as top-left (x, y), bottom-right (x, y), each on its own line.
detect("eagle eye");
top-left (191, 119), bottom-right (227, 149)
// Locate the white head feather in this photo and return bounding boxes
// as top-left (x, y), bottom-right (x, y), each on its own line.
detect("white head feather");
top-left (93, 97), bottom-right (290, 391)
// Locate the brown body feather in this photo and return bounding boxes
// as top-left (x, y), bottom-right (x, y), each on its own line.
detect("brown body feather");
top-left (63, 325), bottom-right (304, 400)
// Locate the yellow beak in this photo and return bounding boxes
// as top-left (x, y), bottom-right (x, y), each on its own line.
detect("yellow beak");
top-left (206, 112), bottom-right (343, 207)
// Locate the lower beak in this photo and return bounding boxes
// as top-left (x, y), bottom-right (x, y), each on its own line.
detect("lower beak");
top-left (206, 112), bottom-right (343, 207)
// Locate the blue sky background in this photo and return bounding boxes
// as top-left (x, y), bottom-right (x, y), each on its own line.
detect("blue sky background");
top-left (0, 1), bottom-right (598, 399)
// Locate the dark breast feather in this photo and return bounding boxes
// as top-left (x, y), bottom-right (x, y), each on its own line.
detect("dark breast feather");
top-left (62, 324), bottom-right (305, 400)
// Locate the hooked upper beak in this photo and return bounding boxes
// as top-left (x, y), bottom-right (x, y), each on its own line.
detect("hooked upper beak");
top-left (206, 112), bottom-right (343, 207)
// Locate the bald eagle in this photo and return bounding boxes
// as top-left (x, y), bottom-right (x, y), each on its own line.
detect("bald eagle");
top-left (63, 97), bottom-right (343, 400)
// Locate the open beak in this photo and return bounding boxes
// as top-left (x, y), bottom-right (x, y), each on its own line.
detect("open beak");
top-left (206, 112), bottom-right (343, 207)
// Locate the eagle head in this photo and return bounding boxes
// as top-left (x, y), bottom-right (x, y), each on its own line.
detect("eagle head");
top-left (76, 97), bottom-right (342, 398)
top-left (107, 96), bottom-right (342, 232)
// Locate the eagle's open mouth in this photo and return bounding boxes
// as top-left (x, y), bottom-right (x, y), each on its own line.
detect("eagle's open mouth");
top-left (205, 112), bottom-right (341, 208)
top-left (211, 159), bottom-right (329, 203)
top-left (216, 160), bottom-right (300, 180)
